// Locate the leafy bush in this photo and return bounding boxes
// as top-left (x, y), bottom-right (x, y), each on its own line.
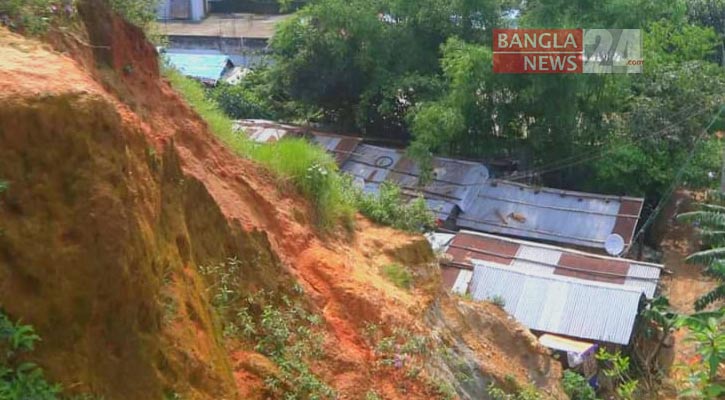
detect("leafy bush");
top-left (562, 371), bottom-right (597, 400)
top-left (380, 263), bottom-right (413, 289)
top-left (364, 390), bottom-right (382, 400)
top-left (595, 349), bottom-right (638, 400)
top-left (109, 0), bottom-right (159, 30)
top-left (0, 0), bottom-right (69, 35)
top-left (208, 82), bottom-right (275, 120)
top-left (356, 181), bottom-right (435, 232)
top-left (0, 311), bottom-right (62, 399)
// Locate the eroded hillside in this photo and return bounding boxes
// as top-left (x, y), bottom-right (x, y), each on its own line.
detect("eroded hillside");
top-left (0, 2), bottom-right (564, 398)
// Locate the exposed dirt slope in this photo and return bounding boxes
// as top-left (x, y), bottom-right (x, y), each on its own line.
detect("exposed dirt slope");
top-left (0, 3), bottom-right (564, 399)
top-left (649, 191), bottom-right (720, 398)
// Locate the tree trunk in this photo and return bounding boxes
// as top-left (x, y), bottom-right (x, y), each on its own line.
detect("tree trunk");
top-left (644, 326), bottom-right (670, 373)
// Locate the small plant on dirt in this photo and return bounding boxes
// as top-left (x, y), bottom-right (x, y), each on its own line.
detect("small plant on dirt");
top-left (198, 257), bottom-right (243, 311)
top-left (455, 292), bottom-right (474, 301)
top-left (439, 347), bottom-right (474, 385)
top-left (162, 390), bottom-right (183, 400)
top-left (487, 382), bottom-right (544, 400)
top-left (433, 380), bottom-right (456, 400)
top-left (364, 389), bottom-right (382, 400)
top-left (381, 263), bottom-right (413, 289)
top-left (562, 370), bottom-right (597, 400)
top-left (0, 310), bottom-right (62, 399)
top-left (364, 324), bottom-right (430, 375)
top-left (595, 349), bottom-right (639, 400)
top-left (160, 293), bottom-right (178, 326)
top-left (489, 295), bottom-right (506, 308)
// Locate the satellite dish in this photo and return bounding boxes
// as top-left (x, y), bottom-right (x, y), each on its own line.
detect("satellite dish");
top-left (605, 234), bottom-right (625, 256)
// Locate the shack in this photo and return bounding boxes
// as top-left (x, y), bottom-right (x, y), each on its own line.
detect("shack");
top-left (459, 180), bottom-right (644, 254)
top-left (430, 230), bottom-right (663, 346)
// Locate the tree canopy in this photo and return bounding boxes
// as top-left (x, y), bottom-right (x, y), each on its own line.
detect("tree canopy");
top-left (239, 0), bottom-right (725, 199)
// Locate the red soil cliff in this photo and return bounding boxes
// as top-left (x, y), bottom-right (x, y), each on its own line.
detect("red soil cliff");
top-left (0, 2), bottom-right (564, 399)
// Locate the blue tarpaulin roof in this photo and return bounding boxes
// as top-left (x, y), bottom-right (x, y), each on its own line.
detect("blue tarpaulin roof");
top-left (164, 52), bottom-right (232, 83)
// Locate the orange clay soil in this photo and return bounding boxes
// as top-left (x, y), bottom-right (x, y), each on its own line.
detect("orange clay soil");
top-left (0, 2), bottom-right (564, 399)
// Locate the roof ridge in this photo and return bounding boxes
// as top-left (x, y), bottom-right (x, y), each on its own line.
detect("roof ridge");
top-left (459, 230), bottom-right (663, 268)
top-left (486, 178), bottom-right (645, 202)
top-left (471, 261), bottom-right (648, 295)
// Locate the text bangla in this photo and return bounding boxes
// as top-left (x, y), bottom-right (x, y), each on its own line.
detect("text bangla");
top-left (497, 32), bottom-right (580, 51)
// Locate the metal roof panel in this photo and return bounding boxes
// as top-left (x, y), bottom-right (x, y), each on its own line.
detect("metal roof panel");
top-left (468, 263), bottom-right (643, 344)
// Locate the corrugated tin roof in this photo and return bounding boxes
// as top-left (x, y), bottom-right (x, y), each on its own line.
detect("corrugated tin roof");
top-left (468, 263), bottom-right (644, 345)
top-left (439, 231), bottom-right (661, 298)
top-left (341, 144), bottom-right (489, 219)
top-left (164, 52), bottom-right (233, 83)
top-left (458, 179), bottom-right (644, 251)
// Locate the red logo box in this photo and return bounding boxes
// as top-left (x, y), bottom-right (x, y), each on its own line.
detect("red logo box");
top-left (493, 29), bottom-right (583, 73)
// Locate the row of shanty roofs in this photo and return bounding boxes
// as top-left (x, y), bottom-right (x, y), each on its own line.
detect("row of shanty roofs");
top-left (237, 119), bottom-right (663, 347)
top-left (237, 119), bottom-right (643, 254)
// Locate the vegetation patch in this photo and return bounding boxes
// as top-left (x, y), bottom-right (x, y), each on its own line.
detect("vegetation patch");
top-left (0, 0), bottom-right (72, 35)
top-left (562, 370), bottom-right (597, 400)
top-left (356, 181), bottom-right (435, 232)
top-left (198, 258), bottom-right (334, 399)
top-left (380, 263), bottom-right (413, 290)
top-left (0, 311), bottom-right (61, 399)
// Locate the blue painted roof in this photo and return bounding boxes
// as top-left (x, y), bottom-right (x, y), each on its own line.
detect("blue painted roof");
top-left (165, 52), bottom-right (232, 82)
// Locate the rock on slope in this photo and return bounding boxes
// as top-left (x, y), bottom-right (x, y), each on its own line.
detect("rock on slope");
top-left (0, 2), bottom-right (563, 399)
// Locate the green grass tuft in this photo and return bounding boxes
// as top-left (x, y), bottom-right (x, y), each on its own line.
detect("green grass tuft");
top-left (165, 69), bottom-right (355, 231)
top-left (381, 263), bottom-right (413, 289)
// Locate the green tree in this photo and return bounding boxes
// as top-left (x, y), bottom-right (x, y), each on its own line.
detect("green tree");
top-left (687, 0), bottom-right (725, 65)
top-left (268, 0), bottom-right (502, 133)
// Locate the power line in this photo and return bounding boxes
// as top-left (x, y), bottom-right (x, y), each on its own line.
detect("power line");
top-left (508, 105), bottom-right (710, 181)
top-left (514, 103), bottom-right (704, 175)
top-left (511, 103), bottom-right (707, 179)
top-left (627, 104), bottom-right (725, 251)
